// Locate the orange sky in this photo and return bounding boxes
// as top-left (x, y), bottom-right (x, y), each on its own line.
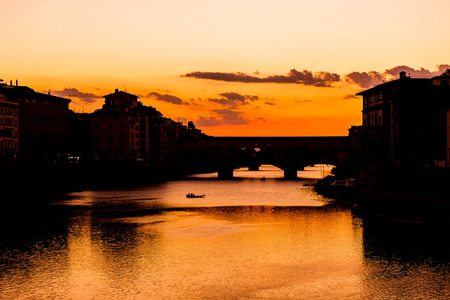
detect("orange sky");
top-left (2, 0), bottom-right (450, 136)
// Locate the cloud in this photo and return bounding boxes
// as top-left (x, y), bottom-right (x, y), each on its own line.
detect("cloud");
top-left (295, 99), bottom-right (314, 104)
top-left (147, 92), bottom-right (187, 105)
top-left (182, 69), bottom-right (340, 87)
top-left (384, 64), bottom-right (450, 78)
top-left (212, 109), bottom-right (249, 125)
top-left (220, 92), bottom-right (246, 102)
top-left (195, 116), bottom-right (223, 127)
top-left (49, 87), bottom-right (101, 103)
top-left (175, 117), bottom-right (188, 124)
top-left (196, 109), bottom-right (250, 127)
top-left (344, 71), bottom-right (384, 88)
top-left (345, 64), bottom-right (450, 88)
top-left (343, 94), bottom-right (358, 99)
top-left (207, 92), bottom-right (259, 108)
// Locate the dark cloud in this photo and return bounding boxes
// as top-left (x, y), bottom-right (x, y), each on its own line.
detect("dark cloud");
top-left (207, 92), bottom-right (259, 108)
top-left (295, 99), bottom-right (314, 104)
top-left (212, 109), bottom-right (249, 125)
top-left (208, 97), bottom-right (234, 107)
top-left (343, 94), bottom-right (358, 99)
top-left (183, 69), bottom-right (340, 87)
top-left (384, 64), bottom-right (450, 78)
top-left (344, 71), bottom-right (384, 88)
top-left (147, 92), bottom-right (187, 105)
top-left (49, 87), bottom-right (101, 103)
top-left (220, 92), bottom-right (246, 102)
top-left (196, 109), bottom-right (249, 127)
top-left (195, 116), bottom-right (223, 127)
top-left (183, 71), bottom-right (260, 83)
top-left (175, 117), bottom-right (188, 124)
top-left (265, 70), bottom-right (340, 87)
top-left (345, 64), bottom-right (450, 88)
top-left (245, 95), bottom-right (259, 101)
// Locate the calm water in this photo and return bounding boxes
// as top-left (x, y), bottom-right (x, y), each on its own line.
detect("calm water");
top-left (1, 165), bottom-right (449, 299)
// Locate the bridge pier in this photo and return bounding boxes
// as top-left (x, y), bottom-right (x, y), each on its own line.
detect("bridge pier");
top-left (248, 163), bottom-right (260, 171)
top-left (283, 168), bottom-right (298, 179)
top-left (218, 167), bottom-right (234, 179)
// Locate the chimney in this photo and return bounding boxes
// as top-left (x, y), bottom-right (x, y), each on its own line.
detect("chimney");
top-left (115, 88), bottom-right (119, 93)
top-left (10, 80), bottom-right (12, 86)
top-left (399, 71), bottom-right (407, 79)
top-left (16, 80), bottom-right (18, 86)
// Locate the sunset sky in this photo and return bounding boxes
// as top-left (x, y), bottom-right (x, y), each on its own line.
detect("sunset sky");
top-left (2, 0), bottom-right (450, 136)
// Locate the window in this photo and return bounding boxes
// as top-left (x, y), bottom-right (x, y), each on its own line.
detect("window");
top-left (5, 128), bottom-right (12, 137)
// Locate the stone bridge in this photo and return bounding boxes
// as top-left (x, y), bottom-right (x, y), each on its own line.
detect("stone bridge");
top-left (180, 136), bottom-right (348, 178)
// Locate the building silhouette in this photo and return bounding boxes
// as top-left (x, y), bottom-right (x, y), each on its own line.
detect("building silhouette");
top-left (0, 84), bottom-right (20, 163)
top-left (355, 70), bottom-right (450, 168)
top-left (91, 89), bottom-right (149, 162)
top-left (91, 89), bottom-right (206, 165)
top-left (0, 81), bottom-right (206, 170)
top-left (0, 81), bottom-right (71, 163)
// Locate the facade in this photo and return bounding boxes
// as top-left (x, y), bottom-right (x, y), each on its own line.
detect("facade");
top-left (356, 70), bottom-right (450, 167)
top-left (1, 81), bottom-right (204, 167)
top-left (448, 109), bottom-right (450, 166)
top-left (0, 86), bottom-right (20, 162)
top-left (20, 90), bottom-right (71, 159)
top-left (91, 89), bottom-right (206, 165)
top-left (0, 82), bottom-right (71, 161)
top-left (91, 89), bottom-right (150, 162)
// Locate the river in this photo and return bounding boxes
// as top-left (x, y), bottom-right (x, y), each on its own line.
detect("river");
top-left (1, 165), bottom-right (449, 299)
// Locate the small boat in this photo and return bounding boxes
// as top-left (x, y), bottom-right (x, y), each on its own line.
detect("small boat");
top-left (186, 193), bottom-right (205, 198)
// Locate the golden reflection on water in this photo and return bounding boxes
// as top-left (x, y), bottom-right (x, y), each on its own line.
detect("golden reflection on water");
top-left (1, 165), bottom-right (449, 299)
top-left (59, 205), bottom-right (366, 299)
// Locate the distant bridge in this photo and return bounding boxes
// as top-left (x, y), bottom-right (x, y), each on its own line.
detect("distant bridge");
top-left (180, 136), bottom-right (348, 178)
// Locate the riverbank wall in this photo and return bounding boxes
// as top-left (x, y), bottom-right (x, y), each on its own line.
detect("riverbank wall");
top-left (316, 166), bottom-right (450, 224)
top-left (0, 162), bottom-right (214, 201)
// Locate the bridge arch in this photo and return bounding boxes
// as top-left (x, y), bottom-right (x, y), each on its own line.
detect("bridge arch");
top-left (180, 136), bottom-right (348, 179)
